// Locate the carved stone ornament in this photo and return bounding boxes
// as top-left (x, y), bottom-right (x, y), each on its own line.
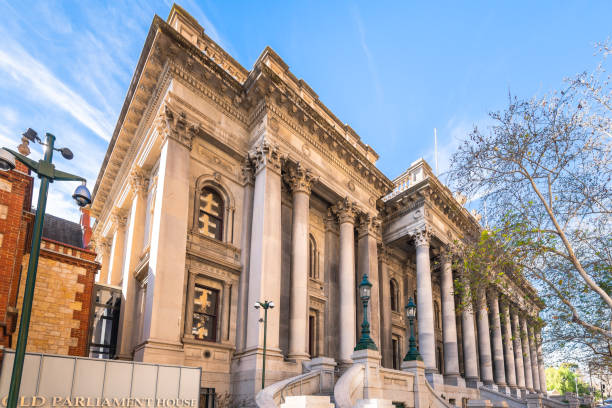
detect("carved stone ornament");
top-left (413, 228), bottom-right (431, 248)
top-left (287, 162), bottom-right (317, 195)
top-left (240, 158), bottom-right (255, 185)
top-left (111, 208), bottom-right (128, 228)
top-left (439, 245), bottom-right (453, 264)
top-left (357, 213), bottom-right (381, 238)
top-left (323, 208), bottom-right (337, 231)
top-left (154, 105), bottom-right (196, 150)
top-left (333, 197), bottom-right (358, 225)
top-left (128, 167), bottom-right (149, 196)
top-left (249, 140), bottom-right (281, 173)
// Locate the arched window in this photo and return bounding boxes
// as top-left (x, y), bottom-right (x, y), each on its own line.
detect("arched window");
top-left (198, 187), bottom-right (224, 240)
top-left (390, 279), bottom-right (400, 312)
top-left (434, 301), bottom-right (441, 330)
top-left (309, 234), bottom-right (318, 279)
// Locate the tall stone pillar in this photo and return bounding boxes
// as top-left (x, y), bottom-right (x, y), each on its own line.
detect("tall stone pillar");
top-left (440, 249), bottom-right (461, 385)
top-left (287, 163), bottom-right (315, 362)
top-left (335, 198), bottom-right (358, 364)
top-left (357, 214), bottom-right (381, 347)
top-left (511, 308), bottom-right (526, 391)
top-left (108, 209), bottom-right (127, 286)
top-left (414, 229), bottom-right (436, 373)
top-left (245, 141), bottom-right (283, 353)
top-left (140, 108), bottom-right (193, 358)
top-left (323, 210), bottom-right (339, 358)
top-left (236, 160), bottom-right (255, 353)
top-left (116, 168), bottom-right (148, 359)
top-left (501, 301), bottom-right (518, 395)
top-left (96, 238), bottom-right (112, 284)
top-left (378, 246), bottom-right (392, 368)
top-left (476, 289), bottom-right (494, 386)
top-left (528, 325), bottom-right (541, 393)
top-left (536, 330), bottom-right (547, 394)
top-left (461, 279), bottom-right (480, 387)
top-left (521, 316), bottom-right (535, 392)
top-left (489, 289), bottom-right (507, 390)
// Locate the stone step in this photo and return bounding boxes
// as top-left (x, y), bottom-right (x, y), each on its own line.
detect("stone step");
top-left (280, 395), bottom-right (335, 408)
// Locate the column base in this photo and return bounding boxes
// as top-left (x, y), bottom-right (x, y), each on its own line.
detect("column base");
top-left (483, 381), bottom-right (498, 391)
top-left (496, 384), bottom-right (509, 394)
top-left (287, 352), bottom-right (311, 364)
top-left (509, 387), bottom-right (520, 398)
top-left (444, 373), bottom-right (466, 387)
top-left (466, 377), bottom-right (482, 389)
top-left (425, 371), bottom-right (445, 388)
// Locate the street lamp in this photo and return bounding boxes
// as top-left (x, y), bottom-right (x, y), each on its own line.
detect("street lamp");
top-left (404, 297), bottom-right (422, 361)
top-left (354, 273), bottom-right (378, 351)
top-left (1, 129), bottom-right (91, 408)
top-left (254, 300), bottom-right (274, 390)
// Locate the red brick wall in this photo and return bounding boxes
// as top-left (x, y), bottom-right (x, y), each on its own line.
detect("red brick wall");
top-left (0, 162), bottom-right (33, 348)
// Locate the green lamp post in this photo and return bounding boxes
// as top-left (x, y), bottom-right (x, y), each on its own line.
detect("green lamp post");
top-left (0, 129), bottom-right (92, 408)
top-left (254, 300), bottom-right (274, 390)
top-left (354, 273), bottom-right (378, 351)
top-left (404, 297), bottom-right (422, 361)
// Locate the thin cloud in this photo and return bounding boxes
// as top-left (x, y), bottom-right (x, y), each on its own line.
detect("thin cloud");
top-left (352, 8), bottom-right (384, 107)
top-left (0, 39), bottom-right (113, 142)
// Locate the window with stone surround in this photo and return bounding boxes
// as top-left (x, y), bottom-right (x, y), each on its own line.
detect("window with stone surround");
top-left (192, 284), bottom-right (219, 342)
top-left (198, 187), bottom-right (224, 240)
top-left (309, 234), bottom-right (319, 279)
top-left (390, 278), bottom-right (400, 312)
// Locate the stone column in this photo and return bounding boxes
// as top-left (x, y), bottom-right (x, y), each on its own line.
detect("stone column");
top-left (245, 141), bottom-right (283, 353)
top-left (440, 248), bottom-right (461, 385)
top-left (335, 198), bottom-right (358, 364)
top-left (501, 301), bottom-right (518, 395)
top-left (528, 324), bottom-right (541, 393)
top-left (323, 210), bottom-right (339, 358)
top-left (287, 163), bottom-right (315, 362)
top-left (511, 308), bottom-right (526, 391)
top-left (536, 330), bottom-right (547, 394)
top-left (414, 229), bottom-right (436, 372)
top-left (140, 109), bottom-right (193, 356)
top-left (476, 288), bottom-right (494, 386)
top-left (235, 160), bottom-right (255, 353)
top-left (489, 289), bottom-right (507, 390)
top-left (357, 214), bottom-right (381, 348)
top-left (521, 316), bottom-right (534, 392)
top-left (96, 238), bottom-right (112, 284)
top-left (378, 246), bottom-right (392, 368)
top-left (461, 279), bottom-right (480, 387)
top-left (108, 209), bottom-right (127, 286)
top-left (116, 168), bottom-right (148, 359)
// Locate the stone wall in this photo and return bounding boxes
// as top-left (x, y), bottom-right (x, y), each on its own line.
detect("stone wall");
top-left (11, 239), bottom-right (99, 356)
top-left (0, 162), bottom-right (33, 348)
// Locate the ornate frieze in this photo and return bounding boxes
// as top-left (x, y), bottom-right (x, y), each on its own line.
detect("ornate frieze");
top-left (286, 162), bottom-right (317, 195)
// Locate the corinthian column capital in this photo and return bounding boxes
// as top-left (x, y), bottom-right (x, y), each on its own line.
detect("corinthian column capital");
top-left (111, 208), bottom-right (128, 229)
top-left (357, 213), bottom-right (381, 238)
top-left (286, 162), bottom-right (317, 195)
top-left (240, 158), bottom-right (255, 186)
top-left (413, 228), bottom-right (431, 248)
top-left (249, 139), bottom-right (281, 174)
top-left (333, 197), bottom-right (358, 225)
top-left (128, 167), bottom-right (149, 196)
top-left (154, 105), bottom-right (195, 150)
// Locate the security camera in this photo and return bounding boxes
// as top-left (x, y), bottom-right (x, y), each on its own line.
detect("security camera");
top-left (254, 302), bottom-right (260, 309)
top-left (269, 301), bottom-right (275, 309)
top-left (0, 149), bottom-right (16, 171)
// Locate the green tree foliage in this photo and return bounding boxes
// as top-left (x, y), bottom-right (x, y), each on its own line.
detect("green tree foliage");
top-left (545, 365), bottom-right (590, 396)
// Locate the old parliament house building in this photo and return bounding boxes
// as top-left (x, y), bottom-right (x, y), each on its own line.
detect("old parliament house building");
top-left (90, 5), bottom-right (547, 406)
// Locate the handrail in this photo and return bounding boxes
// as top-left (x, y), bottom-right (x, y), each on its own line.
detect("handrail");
top-left (479, 386), bottom-right (527, 408)
top-left (542, 397), bottom-right (569, 408)
top-left (333, 364), bottom-right (364, 408)
top-left (255, 370), bottom-right (321, 408)
top-left (423, 378), bottom-right (453, 408)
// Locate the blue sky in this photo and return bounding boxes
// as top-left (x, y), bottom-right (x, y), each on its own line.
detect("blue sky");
top-left (0, 1), bottom-right (610, 222)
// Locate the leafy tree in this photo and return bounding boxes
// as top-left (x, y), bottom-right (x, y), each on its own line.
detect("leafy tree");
top-left (447, 42), bottom-right (612, 372)
top-left (545, 364), bottom-right (590, 396)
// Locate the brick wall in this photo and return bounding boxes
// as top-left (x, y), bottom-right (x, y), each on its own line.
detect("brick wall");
top-left (12, 239), bottom-right (99, 356)
top-left (0, 162), bottom-right (33, 348)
